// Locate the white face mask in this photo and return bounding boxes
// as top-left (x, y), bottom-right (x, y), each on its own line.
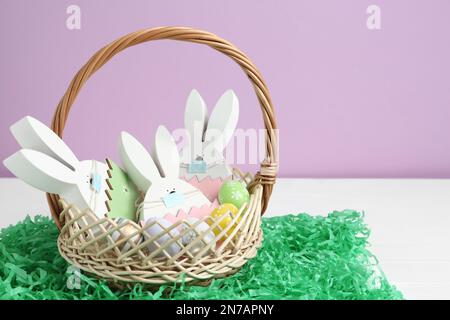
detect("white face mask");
top-left (162, 191), bottom-right (185, 208)
top-left (137, 189), bottom-right (202, 217)
top-left (188, 159), bottom-right (207, 173)
top-left (181, 158), bottom-right (225, 174)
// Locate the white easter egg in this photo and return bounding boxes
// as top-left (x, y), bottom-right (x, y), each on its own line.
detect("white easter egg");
top-left (108, 218), bottom-right (142, 254)
top-left (181, 218), bottom-right (216, 256)
top-left (143, 218), bottom-right (182, 258)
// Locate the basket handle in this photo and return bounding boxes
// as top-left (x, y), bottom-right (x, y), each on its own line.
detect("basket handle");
top-left (47, 26), bottom-right (278, 230)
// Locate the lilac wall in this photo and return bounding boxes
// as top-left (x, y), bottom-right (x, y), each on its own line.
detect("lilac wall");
top-left (1, 0), bottom-right (450, 178)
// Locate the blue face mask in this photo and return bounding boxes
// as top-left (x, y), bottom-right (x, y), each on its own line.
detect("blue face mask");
top-left (188, 160), bottom-right (207, 174)
top-left (162, 191), bottom-right (185, 208)
top-left (90, 173), bottom-right (102, 193)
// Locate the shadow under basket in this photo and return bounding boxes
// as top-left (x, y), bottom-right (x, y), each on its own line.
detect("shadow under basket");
top-left (48, 26), bottom-right (278, 286)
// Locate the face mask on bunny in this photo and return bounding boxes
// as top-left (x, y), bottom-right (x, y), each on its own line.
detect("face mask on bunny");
top-left (118, 126), bottom-right (211, 221)
top-left (3, 116), bottom-right (109, 218)
top-left (179, 89), bottom-right (239, 181)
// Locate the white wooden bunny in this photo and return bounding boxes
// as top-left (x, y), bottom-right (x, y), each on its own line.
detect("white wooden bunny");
top-left (179, 89), bottom-right (239, 201)
top-left (118, 126), bottom-right (211, 221)
top-left (3, 116), bottom-right (109, 218)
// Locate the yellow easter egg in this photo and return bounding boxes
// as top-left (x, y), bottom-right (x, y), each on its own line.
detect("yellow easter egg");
top-left (208, 203), bottom-right (241, 241)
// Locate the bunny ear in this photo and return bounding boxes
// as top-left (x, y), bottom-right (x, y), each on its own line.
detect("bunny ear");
top-left (204, 90), bottom-right (239, 152)
top-left (3, 149), bottom-right (78, 195)
top-left (185, 89), bottom-right (207, 146)
top-left (154, 126), bottom-right (180, 178)
top-left (10, 116), bottom-right (79, 170)
top-left (118, 132), bottom-right (160, 192)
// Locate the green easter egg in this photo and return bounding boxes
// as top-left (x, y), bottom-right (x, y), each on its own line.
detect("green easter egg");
top-left (218, 180), bottom-right (250, 209)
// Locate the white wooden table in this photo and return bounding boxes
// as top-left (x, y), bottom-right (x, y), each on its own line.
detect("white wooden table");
top-left (1, 177), bottom-right (449, 300)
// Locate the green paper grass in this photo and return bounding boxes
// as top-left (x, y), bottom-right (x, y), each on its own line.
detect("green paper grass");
top-left (0, 211), bottom-right (402, 300)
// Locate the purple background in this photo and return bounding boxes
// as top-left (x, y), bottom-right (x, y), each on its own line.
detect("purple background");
top-left (1, 0), bottom-right (450, 178)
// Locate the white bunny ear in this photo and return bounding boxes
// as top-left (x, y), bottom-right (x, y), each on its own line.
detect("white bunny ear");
top-left (3, 149), bottom-right (78, 195)
top-left (204, 90), bottom-right (239, 152)
top-left (185, 89), bottom-right (207, 151)
top-left (154, 126), bottom-right (180, 178)
top-left (118, 132), bottom-right (160, 192)
top-left (10, 116), bottom-right (79, 170)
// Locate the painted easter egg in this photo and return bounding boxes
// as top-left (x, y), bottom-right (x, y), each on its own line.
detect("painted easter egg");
top-left (108, 218), bottom-right (142, 254)
top-left (143, 218), bottom-right (182, 258)
top-left (181, 218), bottom-right (216, 256)
top-left (208, 203), bottom-right (241, 241)
top-left (218, 180), bottom-right (250, 209)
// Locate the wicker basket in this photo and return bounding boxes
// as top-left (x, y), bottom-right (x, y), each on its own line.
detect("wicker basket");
top-left (47, 26), bottom-right (278, 286)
